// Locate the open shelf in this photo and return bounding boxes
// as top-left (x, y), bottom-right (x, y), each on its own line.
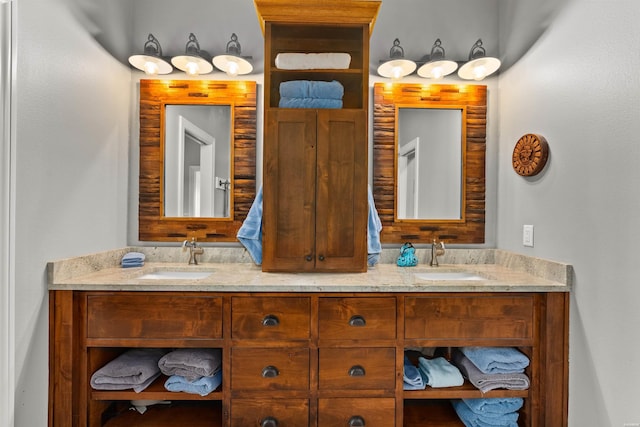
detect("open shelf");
top-left (102, 401), bottom-right (222, 427)
top-left (403, 400), bottom-right (465, 427)
top-left (403, 381), bottom-right (529, 400)
top-left (91, 375), bottom-right (223, 401)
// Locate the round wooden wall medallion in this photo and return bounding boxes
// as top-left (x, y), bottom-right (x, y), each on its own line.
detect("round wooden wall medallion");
top-left (512, 133), bottom-right (549, 176)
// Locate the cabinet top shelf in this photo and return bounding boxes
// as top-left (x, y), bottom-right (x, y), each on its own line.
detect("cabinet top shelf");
top-left (253, 0), bottom-right (381, 35)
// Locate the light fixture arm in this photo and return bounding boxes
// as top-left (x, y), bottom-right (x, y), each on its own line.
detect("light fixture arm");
top-left (389, 38), bottom-right (406, 59)
top-left (184, 33), bottom-right (203, 56)
top-left (468, 39), bottom-right (487, 61)
top-left (226, 33), bottom-right (242, 56)
top-left (143, 34), bottom-right (163, 57)
top-left (428, 38), bottom-right (446, 61)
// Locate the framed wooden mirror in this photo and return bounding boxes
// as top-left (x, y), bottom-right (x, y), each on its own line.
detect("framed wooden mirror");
top-left (372, 83), bottom-right (486, 244)
top-left (138, 79), bottom-right (257, 242)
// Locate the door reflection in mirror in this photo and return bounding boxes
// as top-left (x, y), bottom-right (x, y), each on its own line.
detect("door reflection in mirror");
top-left (397, 108), bottom-right (462, 220)
top-left (164, 105), bottom-right (231, 218)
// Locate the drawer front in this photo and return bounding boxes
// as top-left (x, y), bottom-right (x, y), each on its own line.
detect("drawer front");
top-left (319, 347), bottom-right (396, 390)
top-left (318, 297), bottom-right (396, 340)
top-left (231, 296), bottom-right (310, 339)
top-left (87, 293), bottom-right (222, 339)
top-left (318, 398), bottom-right (395, 427)
top-left (405, 295), bottom-right (534, 340)
top-left (231, 347), bottom-right (309, 390)
top-left (231, 399), bottom-right (309, 427)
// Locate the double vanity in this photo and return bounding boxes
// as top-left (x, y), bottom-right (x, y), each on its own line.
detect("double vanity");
top-left (48, 247), bottom-right (571, 427)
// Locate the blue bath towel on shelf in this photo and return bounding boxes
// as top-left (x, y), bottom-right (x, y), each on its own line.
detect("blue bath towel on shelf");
top-left (460, 347), bottom-right (530, 374)
top-left (418, 356), bottom-right (464, 388)
top-left (164, 370), bottom-right (222, 396)
top-left (451, 400), bottom-right (520, 427)
top-left (367, 185), bottom-right (382, 266)
top-left (279, 97), bottom-right (343, 109)
top-left (121, 251), bottom-right (145, 268)
top-left (279, 80), bottom-right (344, 100)
top-left (462, 398), bottom-right (524, 416)
top-left (403, 355), bottom-right (425, 390)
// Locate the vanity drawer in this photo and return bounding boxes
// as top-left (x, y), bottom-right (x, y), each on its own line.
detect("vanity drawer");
top-left (86, 293), bottom-right (223, 340)
top-left (318, 398), bottom-right (395, 427)
top-left (231, 399), bottom-right (309, 427)
top-left (231, 296), bottom-right (310, 340)
top-left (319, 347), bottom-right (395, 390)
top-left (318, 297), bottom-right (396, 340)
top-left (231, 347), bottom-right (309, 390)
top-left (405, 295), bottom-right (534, 341)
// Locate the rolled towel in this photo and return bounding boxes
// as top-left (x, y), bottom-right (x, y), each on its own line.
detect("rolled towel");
top-left (418, 356), bottom-right (464, 388)
top-left (158, 348), bottom-right (222, 382)
top-left (452, 349), bottom-right (530, 393)
top-left (278, 97), bottom-right (343, 109)
top-left (275, 52), bottom-right (351, 70)
top-left (463, 398), bottom-right (524, 416)
top-left (403, 355), bottom-right (425, 390)
top-left (164, 370), bottom-right (222, 396)
top-left (451, 400), bottom-right (520, 427)
top-left (460, 347), bottom-right (530, 374)
top-left (121, 251), bottom-right (145, 268)
top-left (90, 348), bottom-right (166, 392)
top-left (279, 80), bottom-right (344, 100)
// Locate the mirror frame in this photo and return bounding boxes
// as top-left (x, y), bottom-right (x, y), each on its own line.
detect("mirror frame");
top-left (372, 83), bottom-right (486, 244)
top-left (139, 79), bottom-right (257, 242)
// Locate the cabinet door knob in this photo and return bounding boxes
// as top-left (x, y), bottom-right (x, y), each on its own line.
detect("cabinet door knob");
top-left (348, 416), bottom-right (365, 426)
top-left (348, 315), bottom-right (366, 327)
top-left (306, 255), bottom-right (313, 262)
top-left (262, 314), bottom-right (279, 327)
top-left (261, 417), bottom-right (278, 427)
top-left (261, 365), bottom-right (280, 378)
top-left (318, 255), bottom-right (325, 261)
top-left (348, 365), bottom-right (366, 377)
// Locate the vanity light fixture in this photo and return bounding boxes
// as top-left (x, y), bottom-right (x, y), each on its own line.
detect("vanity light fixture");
top-left (171, 33), bottom-right (214, 76)
top-left (417, 39), bottom-right (458, 80)
top-left (128, 34), bottom-right (173, 75)
top-left (212, 33), bottom-right (253, 76)
top-left (377, 38), bottom-right (416, 80)
top-left (457, 39), bottom-right (501, 81)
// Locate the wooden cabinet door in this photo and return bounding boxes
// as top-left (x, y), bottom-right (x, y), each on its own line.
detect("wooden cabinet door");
top-left (263, 109), bottom-right (317, 272)
top-left (316, 109), bottom-right (368, 272)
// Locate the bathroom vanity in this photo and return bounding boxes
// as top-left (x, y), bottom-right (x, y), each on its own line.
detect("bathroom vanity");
top-left (48, 248), bottom-right (570, 427)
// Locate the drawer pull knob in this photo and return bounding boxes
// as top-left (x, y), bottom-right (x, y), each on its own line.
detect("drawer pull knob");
top-left (348, 315), bottom-right (366, 327)
top-left (306, 254), bottom-right (313, 262)
top-left (261, 417), bottom-right (278, 427)
top-left (262, 314), bottom-right (279, 327)
top-left (348, 416), bottom-right (365, 426)
top-left (319, 255), bottom-right (325, 261)
top-left (348, 365), bottom-right (366, 377)
top-left (261, 365), bottom-right (280, 378)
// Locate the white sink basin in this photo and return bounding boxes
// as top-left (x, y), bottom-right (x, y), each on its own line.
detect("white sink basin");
top-left (137, 270), bottom-right (213, 280)
top-left (414, 271), bottom-right (487, 281)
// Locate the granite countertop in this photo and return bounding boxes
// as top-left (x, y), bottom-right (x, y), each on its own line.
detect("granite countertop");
top-left (47, 247), bottom-right (572, 293)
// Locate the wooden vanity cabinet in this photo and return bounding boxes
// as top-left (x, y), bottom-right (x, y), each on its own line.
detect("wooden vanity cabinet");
top-left (49, 290), bottom-right (569, 427)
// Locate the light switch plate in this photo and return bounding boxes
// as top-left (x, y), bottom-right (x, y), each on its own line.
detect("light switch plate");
top-left (523, 225), bottom-right (534, 247)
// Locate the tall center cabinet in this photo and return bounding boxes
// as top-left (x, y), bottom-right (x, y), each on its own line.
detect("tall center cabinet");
top-left (254, 0), bottom-right (381, 272)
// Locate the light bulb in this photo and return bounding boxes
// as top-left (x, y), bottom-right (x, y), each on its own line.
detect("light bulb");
top-left (226, 60), bottom-right (239, 77)
top-left (185, 62), bottom-right (199, 76)
top-left (473, 65), bottom-right (486, 81)
top-left (391, 66), bottom-right (402, 80)
top-left (431, 66), bottom-right (443, 79)
top-left (143, 61), bottom-right (159, 75)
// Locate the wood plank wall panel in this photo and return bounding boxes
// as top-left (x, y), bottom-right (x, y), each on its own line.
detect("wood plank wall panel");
top-left (372, 83), bottom-right (486, 244)
top-left (138, 80), bottom-right (257, 242)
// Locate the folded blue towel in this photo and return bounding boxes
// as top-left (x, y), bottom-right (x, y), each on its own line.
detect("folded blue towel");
top-left (463, 398), bottom-right (524, 416)
top-left (164, 370), bottom-right (222, 396)
top-left (367, 186), bottom-right (382, 267)
top-left (279, 80), bottom-right (344, 100)
top-left (460, 347), bottom-right (530, 374)
top-left (278, 97), bottom-right (343, 109)
top-left (451, 400), bottom-right (520, 427)
top-left (236, 186), bottom-right (263, 265)
top-left (403, 355), bottom-right (425, 390)
top-left (90, 348), bottom-right (166, 392)
top-left (122, 252), bottom-right (145, 268)
top-left (418, 356), bottom-right (464, 388)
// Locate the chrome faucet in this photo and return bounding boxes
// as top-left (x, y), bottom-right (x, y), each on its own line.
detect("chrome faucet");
top-left (430, 239), bottom-right (445, 267)
top-left (182, 237), bottom-right (204, 265)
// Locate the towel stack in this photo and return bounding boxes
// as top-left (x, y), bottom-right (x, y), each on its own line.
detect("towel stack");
top-left (278, 80), bottom-right (344, 109)
top-left (403, 355), bottom-right (425, 390)
top-left (90, 348), bottom-right (167, 392)
top-left (121, 251), bottom-right (145, 268)
top-left (402, 352), bottom-right (464, 390)
top-left (159, 348), bottom-right (222, 396)
top-left (452, 347), bottom-right (530, 393)
top-left (451, 398), bottom-right (524, 427)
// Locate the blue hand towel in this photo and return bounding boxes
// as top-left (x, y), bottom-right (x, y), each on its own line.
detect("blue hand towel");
top-left (121, 252), bottom-right (145, 268)
top-left (164, 370), bottom-right (222, 396)
top-left (237, 186), bottom-right (263, 265)
top-left (460, 347), bottom-right (530, 374)
top-left (451, 400), bottom-right (520, 427)
top-left (418, 356), bottom-right (464, 388)
top-left (278, 97), bottom-right (343, 109)
top-left (403, 355), bottom-right (425, 390)
top-left (462, 398), bottom-right (524, 416)
top-left (367, 186), bottom-right (382, 267)
top-left (279, 80), bottom-right (344, 100)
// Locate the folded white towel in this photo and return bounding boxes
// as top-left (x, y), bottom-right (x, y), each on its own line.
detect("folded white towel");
top-left (275, 52), bottom-right (351, 70)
